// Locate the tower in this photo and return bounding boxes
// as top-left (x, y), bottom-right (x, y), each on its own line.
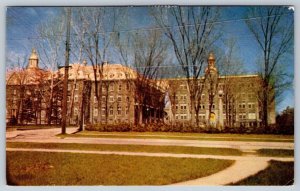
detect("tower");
top-left (28, 48), bottom-right (39, 69)
top-left (205, 52), bottom-right (217, 74)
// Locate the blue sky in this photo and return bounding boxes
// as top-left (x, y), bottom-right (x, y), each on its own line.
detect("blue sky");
top-left (5, 6), bottom-right (294, 113)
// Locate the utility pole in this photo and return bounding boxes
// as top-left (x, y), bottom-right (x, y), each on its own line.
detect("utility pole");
top-left (61, 7), bottom-right (71, 134)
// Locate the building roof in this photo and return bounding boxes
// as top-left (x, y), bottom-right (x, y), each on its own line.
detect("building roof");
top-left (57, 63), bottom-right (138, 81)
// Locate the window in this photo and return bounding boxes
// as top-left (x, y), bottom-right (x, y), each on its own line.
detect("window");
top-left (102, 106), bottom-right (106, 116)
top-left (118, 84), bottom-right (122, 91)
top-left (175, 104), bottom-right (178, 110)
top-left (117, 106), bottom-right (122, 115)
top-left (125, 106), bottom-right (129, 115)
top-left (74, 95), bottom-right (78, 102)
top-left (109, 96), bottom-right (114, 102)
top-left (94, 96), bottom-right (97, 102)
top-left (94, 109), bottom-right (98, 116)
top-left (74, 108), bottom-right (78, 115)
top-left (67, 96), bottom-right (70, 102)
top-left (248, 103), bottom-right (254, 109)
top-left (181, 105), bottom-right (187, 110)
top-left (117, 96), bottom-right (122, 102)
top-left (239, 103), bottom-right (246, 109)
top-left (248, 113), bottom-right (256, 119)
top-left (109, 106), bottom-right (113, 115)
top-left (212, 104), bottom-right (215, 109)
top-left (126, 97), bottom-right (130, 103)
top-left (109, 84), bottom-right (114, 92)
top-left (102, 96), bottom-right (106, 102)
top-left (180, 84), bottom-right (187, 90)
top-left (13, 89), bottom-right (17, 95)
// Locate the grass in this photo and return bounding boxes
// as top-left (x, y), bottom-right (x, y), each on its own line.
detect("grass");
top-left (6, 142), bottom-right (243, 156)
top-left (232, 160), bottom-right (294, 185)
top-left (257, 149), bottom-right (294, 157)
top-left (58, 130), bottom-right (294, 142)
top-left (7, 151), bottom-right (234, 185)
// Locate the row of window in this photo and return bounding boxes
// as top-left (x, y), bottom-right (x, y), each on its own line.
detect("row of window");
top-left (238, 103), bottom-right (255, 109)
top-left (96, 106), bottom-right (129, 116)
top-left (239, 113), bottom-right (257, 120)
top-left (68, 95), bottom-right (130, 103)
top-left (67, 83), bottom-right (130, 92)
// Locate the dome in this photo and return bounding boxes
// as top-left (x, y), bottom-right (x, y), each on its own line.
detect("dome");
top-left (29, 48), bottom-right (38, 60)
top-left (208, 52), bottom-right (215, 61)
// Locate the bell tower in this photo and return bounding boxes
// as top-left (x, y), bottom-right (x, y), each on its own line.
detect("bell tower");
top-left (28, 48), bottom-right (39, 69)
top-left (205, 52), bottom-right (217, 74)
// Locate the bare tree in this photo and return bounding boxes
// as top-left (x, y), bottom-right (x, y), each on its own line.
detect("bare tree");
top-left (72, 7), bottom-right (124, 126)
top-left (152, 6), bottom-right (220, 126)
top-left (133, 30), bottom-right (168, 125)
top-left (6, 57), bottom-right (28, 124)
top-left (34, 13), bottom-right (66, 125)
top-left (219, 38), bottom-right (244, 128)
top-left (245, 6), bottom-right (293, 129)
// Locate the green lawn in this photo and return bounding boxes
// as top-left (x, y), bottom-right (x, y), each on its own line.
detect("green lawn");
top-left (6, 142), bottom-right (243, 156)
top-left (7, 151), bottom-right (234, 185)
top-left (59, 130), bottom-right (294, 142)
top-left (232, 160), bottom-right (294, 185)
top-left (257, 149), bottom-right (294, 157)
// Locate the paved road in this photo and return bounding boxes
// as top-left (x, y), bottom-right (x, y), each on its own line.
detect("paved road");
top-left (6, 127), bottom-right (294, 150)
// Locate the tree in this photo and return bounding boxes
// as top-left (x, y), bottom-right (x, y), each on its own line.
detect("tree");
top-left (72, 7), bottom-right (124, 125)
top-left (34, 11), bottom-right (66, 125)
top-left (276, 106), bottom-right (294, 134)
top-left (6, 57), bottom-right (28, 125)
top-left (219, 38), bottom-right (244, 128)
top-left (152, 6), bottom-right (220, 126)
top-left (245, 6), bottom-right (293, 129)
top-left (132, 30), bottom-right (168, 125)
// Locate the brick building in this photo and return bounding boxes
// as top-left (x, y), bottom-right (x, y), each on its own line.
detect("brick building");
top-left (164, 53), bottom-right (275, 129)
top-left (6, 49), bottom-right (166, 126)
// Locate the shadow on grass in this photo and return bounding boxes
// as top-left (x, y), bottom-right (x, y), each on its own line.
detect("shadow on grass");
top-left (231, 160), bottom-right (294, 185)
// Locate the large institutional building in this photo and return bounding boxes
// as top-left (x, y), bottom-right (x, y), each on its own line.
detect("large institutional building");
top-left (6, 49), bottom-right (275, 129)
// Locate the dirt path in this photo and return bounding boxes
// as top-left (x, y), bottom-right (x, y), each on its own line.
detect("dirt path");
top-left (6, 147), bottom-right (294, 185)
